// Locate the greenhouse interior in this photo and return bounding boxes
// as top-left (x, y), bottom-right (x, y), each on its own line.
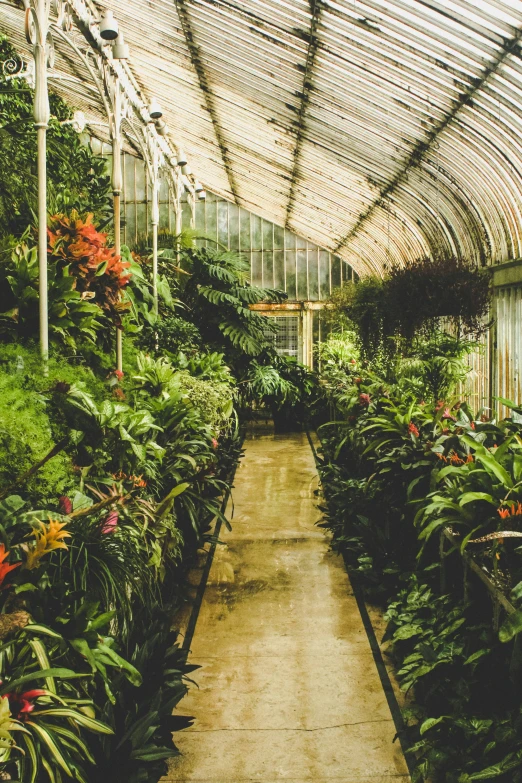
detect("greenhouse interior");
top-left (4, 0), bottom-right (522, 781)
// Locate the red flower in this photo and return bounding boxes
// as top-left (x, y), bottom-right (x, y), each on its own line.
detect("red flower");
top-left (0, 545), bottom-right (21, 589)
top-left (114, 370), bottom-right (124, 380)
top-left (351, 359), bottom-right (356, 364)
top-left (211, 438), bottom-right (218, 450)
top-left (471, 421), bottom-right (476, 430)
top-left (58, 496), bottom-right (73, 515)
top-left (359, 393), bottom-right (370, 406)
top-left (354, 378), bottom-right (362, 385)
top-left (101, 511), bottom-right (119, 534)
top-left (4, 689), bottom-right (46, 718)
top-left (408, 422), bottom-right (420, 438)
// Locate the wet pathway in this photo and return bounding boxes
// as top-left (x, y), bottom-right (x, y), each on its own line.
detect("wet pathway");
top-left (166, 429), bottom-right (410, 782)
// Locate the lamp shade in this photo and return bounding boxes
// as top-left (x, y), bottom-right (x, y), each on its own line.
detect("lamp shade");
top-left (148, 100), bottom-right (163, 120)
top-left (156, 120), bottom-right (168, 136)
top-left (112, 33), bottom-right (129, 60)
top-left (177, 148), bottom-right (188, 167)
top-left (181, 164), bottom-right (192, 176)
top-left (194, 180), bottom-right (204, 193)
top-left (99, 10), bottom-right (119, 40)
top-left (197, 190), bottom-right (207, 200)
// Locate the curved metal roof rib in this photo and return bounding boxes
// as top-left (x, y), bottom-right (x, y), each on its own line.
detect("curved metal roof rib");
top-left (3, 0), bottom-right (522, 275)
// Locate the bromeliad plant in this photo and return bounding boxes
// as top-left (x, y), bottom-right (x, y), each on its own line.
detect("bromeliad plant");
top-left (47, 212), bottom-right (132, 328)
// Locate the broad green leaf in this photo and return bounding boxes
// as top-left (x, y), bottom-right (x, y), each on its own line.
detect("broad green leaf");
top-left (459, 492), bottom-right (496, 506)
top-left (420, 716), bottom-right (447, 735)
top-left (499, 610), bottom-right (522, 643)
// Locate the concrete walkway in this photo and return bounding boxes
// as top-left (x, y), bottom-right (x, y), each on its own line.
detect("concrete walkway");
top-left (166, 429), bottom-right (410, 783)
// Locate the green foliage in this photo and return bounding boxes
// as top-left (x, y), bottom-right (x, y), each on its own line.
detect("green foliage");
top-left (328, 255), bottom-right (491, 360)
top-left (317, 327), bottom-right (522, 782)
top-left (162, 243), bottom-right (286, 362)
top-left (0, 240), bottom-right (104, 347)
top-left (0, 37), bottom-right (111, 239)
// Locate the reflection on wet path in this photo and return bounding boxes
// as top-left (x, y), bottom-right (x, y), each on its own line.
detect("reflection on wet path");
top-left (166, 428), bottom-right (410, 782)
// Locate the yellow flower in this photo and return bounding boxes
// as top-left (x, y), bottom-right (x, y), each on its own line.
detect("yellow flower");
top-left (23, 519), bottom-right (71, 570)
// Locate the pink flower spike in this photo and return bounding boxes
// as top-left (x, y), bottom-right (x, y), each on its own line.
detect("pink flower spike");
top-left (101, 510), bottom-right (119, 534)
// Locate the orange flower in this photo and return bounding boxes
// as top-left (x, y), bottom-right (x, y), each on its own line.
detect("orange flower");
top-left (22, 520), bottom-right (71, 570)
top-left (0, 544), bottom-right (21, 588)
top-left (497, 502), bottom-right (522, 520)
top-left (450, 452), bottom-right (465, 465)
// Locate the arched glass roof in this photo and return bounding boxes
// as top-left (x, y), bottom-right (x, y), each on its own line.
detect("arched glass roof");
top-left (3, 0), bottom-right (522, 275)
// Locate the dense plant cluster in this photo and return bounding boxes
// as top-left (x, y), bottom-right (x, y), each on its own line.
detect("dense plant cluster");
top-left (47, 212), bottom-right (131, 326)
top-left (316, 316), bottom-right (522, 781)
top-left (0, 37), bottom-right (111, 240)
top-left (327, 256), bottom-right (491, 359)
top-left (0, 336), bottom-right (240, 782)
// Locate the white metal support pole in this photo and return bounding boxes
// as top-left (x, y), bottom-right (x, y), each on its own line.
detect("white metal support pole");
top-left (111, 80), bottom-right (124, 371)
top-left (27, 0), bottom-right (52, 363)
top-left (151, 146), bottom-right (160, 315)
top-left (188, 190), bottom-right (196, 230)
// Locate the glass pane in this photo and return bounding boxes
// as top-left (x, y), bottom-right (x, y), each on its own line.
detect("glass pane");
top-left (251, 215), bottom-right (262, 251)
top-left (159, 175), bottom-right (169, 202)
top-left (308, 244), bottom-right (319, 300)
top-left (274, 250), bottom-right (285, 290)
top-left (229, 204), bottom-right (239, 251)
top-left (331, 255), bottom-right (341, 289)
top-left (251, 251), bottom-right (263, 287)
top-left (159, 202), bottom-right (169, 232)
top-left (296, 231), bottom-right (307, 250)
top-left (274, 316), bottom-right (299, 358)
top-left (262, 220), bottom-right (273, 251)
top-left (239, 208), bottom-right (251, 252)
top-left (284, 230), bottom-right (296, 251)
top-left (285, 251), bottom-right (297, 300)
top-left (136, 203), bottom-right (148, 241)
top-left (273, 223), bottom-right (284, 250)
top-left (123, 203), bottom-right (136, 249)
top-left (263, 250), bottom-right (274, 289)
top-left (181, 202), bottom-right (192, 231)
top-left (135, 160), bottom-right (146, 202)
top-left (195, 200), bottom-right (205, 236)
top-left (217, 200), bottom-right (229, 248)
top-left (124, 156), bottom-right (135, 202)
top-left (318, 251), bottom-right (330, 300)
top-left (297, 250), bottom-right (308, 300)
top-left (342, 262), bottom-right (353, 283)
top-left (206, 200), bottom-right (217, 246)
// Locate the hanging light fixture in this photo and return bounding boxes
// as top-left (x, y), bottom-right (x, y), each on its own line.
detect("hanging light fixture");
top-left (112, 32), bottom-right (129, 60)
top-left (155, 119), bottom-right (168, 136)
top-left (194, 180), bottom-right (204, 193)
top-left (99, 10), bottom-right (119, 40)
top-left (148, 99), bottom-right (163, 120)
top-left (197, 190), bottom-right (207, 200)
top-left (177, 148), bottom-right (188, 167)
top-left (182, 164), bottom-right (192, 176)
